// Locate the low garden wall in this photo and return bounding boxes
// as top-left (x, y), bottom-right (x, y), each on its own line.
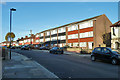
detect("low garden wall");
top-left (66, 47), bottom-right (93, 54)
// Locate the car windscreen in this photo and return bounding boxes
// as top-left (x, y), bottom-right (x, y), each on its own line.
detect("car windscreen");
top-left (53, 47), bottom-right (60, 49)
top-left (112, 51), bottom-right (119, 54)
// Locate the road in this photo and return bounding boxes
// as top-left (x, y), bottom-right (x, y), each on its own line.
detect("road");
top-left (12, 49), bottom-right (119, 79)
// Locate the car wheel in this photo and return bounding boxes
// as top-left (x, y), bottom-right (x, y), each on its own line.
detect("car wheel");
top-left (91, 56), bottom-right (95, 61)
top-left (54, 52), bottom-right (57, 54)
top-left (111, 58), bottom-right (117, 65)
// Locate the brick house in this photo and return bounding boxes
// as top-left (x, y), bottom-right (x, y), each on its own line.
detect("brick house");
top-left (110, 20), bottom-right (120, 49)
top-left (34, 14), bottom-right (112, 49)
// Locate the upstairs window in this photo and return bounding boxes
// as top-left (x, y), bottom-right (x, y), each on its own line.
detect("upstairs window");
top-left (68, 25), bottom-right (78, 31)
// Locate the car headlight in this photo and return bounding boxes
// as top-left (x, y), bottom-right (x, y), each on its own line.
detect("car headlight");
top-left (118, 56), bottom-right (120, 59)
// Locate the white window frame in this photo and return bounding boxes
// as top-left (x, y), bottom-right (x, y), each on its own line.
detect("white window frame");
top-left (68, 34), bottom-right (78, 39)
top-left (79, 20), bottom-right (93, 29)
top-left (80, 31), bottom-right (93, 38)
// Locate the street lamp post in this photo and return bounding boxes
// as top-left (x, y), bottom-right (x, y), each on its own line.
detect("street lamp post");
top-left (10, 8), bottom-right (16, 59)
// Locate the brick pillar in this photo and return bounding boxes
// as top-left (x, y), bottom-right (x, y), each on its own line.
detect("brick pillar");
top-left (50, 31), bottom-right (51, 47)
top-left (78, 24), bottom-right (80, 47)
top-left (87, 42), bottom-right (89, 52)
top-left (66, 27), bottom-right (68, 45)
top-left (93, 20), bottom-right (97, 48)
top-left (57, 29), bottom-right (58, 46)
top-left (43, 32), bottom-right (45, 46)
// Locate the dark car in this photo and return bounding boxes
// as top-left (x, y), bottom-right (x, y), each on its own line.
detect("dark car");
top-left (91, 47), bottom-right (120, 65)
top-left (49, 47), bottom-right (64, 54)
top-left (21, 45), bottom-right (31, 50)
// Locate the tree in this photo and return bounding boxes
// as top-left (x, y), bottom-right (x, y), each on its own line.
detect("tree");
top-left (102, 32), bottom-right (111, 47)
top-left (5, 32), bottom-right (15, 41)
top-left (71, 43), bottom-right (73, 47)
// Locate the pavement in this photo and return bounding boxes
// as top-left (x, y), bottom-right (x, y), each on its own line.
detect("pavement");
top-left (2, 52), bottom-right (59, 78)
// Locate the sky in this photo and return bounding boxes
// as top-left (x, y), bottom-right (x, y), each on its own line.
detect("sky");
top-left (2, 2), bottom-right (118, 42)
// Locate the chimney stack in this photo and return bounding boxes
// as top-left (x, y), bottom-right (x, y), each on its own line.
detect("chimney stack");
top-left (25, 36), bottom-right (28, 38)
top-left (21, 37), bottom-right (23, 39)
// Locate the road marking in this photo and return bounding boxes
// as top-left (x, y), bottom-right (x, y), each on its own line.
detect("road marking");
top-left (5, 66), bottom-right (34, 69)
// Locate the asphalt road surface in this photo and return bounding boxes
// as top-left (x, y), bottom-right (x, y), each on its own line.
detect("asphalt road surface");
top-left (12, 49), bottom-right (120, 79)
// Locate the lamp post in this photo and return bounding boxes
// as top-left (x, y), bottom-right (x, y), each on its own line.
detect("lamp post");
top-left (10, 8), bottom-right (16, 59)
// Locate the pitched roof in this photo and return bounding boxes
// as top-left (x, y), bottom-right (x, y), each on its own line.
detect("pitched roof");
top-left (110, 20), bottom-right (120, 27)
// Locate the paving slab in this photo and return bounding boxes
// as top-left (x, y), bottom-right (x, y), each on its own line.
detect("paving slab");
top-left (2, 52), bottom-right (59, 78)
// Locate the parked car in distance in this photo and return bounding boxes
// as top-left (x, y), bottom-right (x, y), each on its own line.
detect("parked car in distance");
top-left (34, 44), bottom-right (41, 49)
top-left (11, 46), bottom-right (16, 49)
top-left (49, 47), bottom-right (64, 54)
top-left (16, 45), bottom-right (23, 49)
top-left (91, 47), bottom-right (120, 65)
top-left (39, 46), bottom-right (50, 50)
top-left (21, 45), bottom-right (31, 50)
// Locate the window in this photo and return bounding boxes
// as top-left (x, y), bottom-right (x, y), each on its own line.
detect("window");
top-left (68, 34), bottom-right (78, 39)
top-left (95, 48), bottom-right (101, 52)
top-left (47, 31), bottom-right (50, 36)
top-left (24, 40), bottom-right (27, 43)
top-left (73, 43), bottom-right (78, 47)
top-left (36, 34), bottom-right (39, 37)
top-left (51, 29), bottom-right (57, 35)
top-left (40, 33), bottom-right (43, 37)
top-left (68, 25), bottom-right (78, 31)
top-left (102, 48), bottom-right (110, 54)
top-left (68, 43), bottom-right (71, 47)
top-left (36, 40), bottom-right (39, 42)
top-left (45, 31), bottom-right (50, 36)
top-left (80, 42), bottom-right (86, 47)
top-left (58, 36), bottom-right (66, 40)
top-left (58, 27), bottom-right (66, 33)
top-left (51, 37), bottom-right (57, 41)
top-left (80, 31), bottom-right (93, 38)
top-left (27, 39), bottom-right (30, 42)
top-left (40, 39), bottom-right (43, 42)
top-left (79, 20), bottom-right (93, 29)
top-left (45, 38), bottom-right (50, 41)
top-left (59, 44), bottom-right (62, 47)
top-left (88, 42), bottom-right (93, 49)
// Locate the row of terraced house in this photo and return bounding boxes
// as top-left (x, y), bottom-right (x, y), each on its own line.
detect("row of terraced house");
top-left (1, 14), bottom-right (120, 50)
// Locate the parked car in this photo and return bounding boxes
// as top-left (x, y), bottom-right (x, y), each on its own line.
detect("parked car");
top-left (21, 45), bottom-right (31, 50)
top-left (27, 44), bottom-right (35, 49)
top-left (16, 45), bottom-right (23, 49)
top-left (34, 44), bottom-right (41, 49)
top-left (91, 47), bottom-right (120, 65)
top-left (49, 47), bottom-right (64, 54)
top-left (11, 46), bottom-right (15, 49)
top-left (39, 46), bottom-right (50, 50)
